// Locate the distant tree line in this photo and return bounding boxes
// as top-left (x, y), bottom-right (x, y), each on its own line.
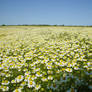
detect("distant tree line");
top-left (0, 24), bottom-right (65, 26)
top-left (1, 24), bottom-right (6, 26)
top-left (1, 24), bottom-right (92, 27)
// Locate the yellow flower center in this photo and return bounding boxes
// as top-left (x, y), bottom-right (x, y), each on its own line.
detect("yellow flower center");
top-left (18, 76), bottom-right (21, 79)
top-left (37, 72), bottom-right (40, 75)
top-left (15, 89), bottom-right (19, 92)
top-left (29, 81), bottom-right (33, 85)
top-left (29, 77), bottom-right (32, 81)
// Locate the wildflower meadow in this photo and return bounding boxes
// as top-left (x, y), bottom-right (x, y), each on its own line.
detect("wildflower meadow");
top-left (0, 26), bottom-right (92, 92)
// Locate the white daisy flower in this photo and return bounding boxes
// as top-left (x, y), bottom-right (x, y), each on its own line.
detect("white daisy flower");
top-left (65, 68), bottom-right (72, 72)
top-left (25, 71), bottom-right (30, 76)
top-left (28, 81), bottom-right (35, 88)
top-left (13, 88), bottom-right (22, 92)
top-left (36, 72), bottom-right (42, 77)
top-left (2, 80), bottom-right (10, 85)
top-left (11, 79), bottom-right (16, 83)
top-left (47, 65), bottom-right (52, 69)
top-left (1, 86), bottom-right (9, 91)
top-left (20, 81), bottom-right (26, 86)
top-left (16, 75), bottom-right (24, 83)
top-left (31, 75), bottom-right (37, 80)
top-left (48, 75), bottom-right (53, 80)
top-left (41, 77), bottom-right (48, 82)
top-left (35, 84), bottom-right (41, 90)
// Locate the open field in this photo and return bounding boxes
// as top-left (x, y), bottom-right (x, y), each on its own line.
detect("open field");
top-left (0, 26), bottom-right (92, 92)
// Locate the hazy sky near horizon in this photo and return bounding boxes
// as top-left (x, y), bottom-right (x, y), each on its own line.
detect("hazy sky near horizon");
top-left (0, 0), bottom-right (92, 25)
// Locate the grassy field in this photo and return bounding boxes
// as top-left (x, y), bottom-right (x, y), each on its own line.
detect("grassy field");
top-left (0, 26), bottom-right (92, 92)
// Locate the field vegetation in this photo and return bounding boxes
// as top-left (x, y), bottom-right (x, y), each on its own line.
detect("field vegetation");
top-left (0, 26), bottom-right (92, 92)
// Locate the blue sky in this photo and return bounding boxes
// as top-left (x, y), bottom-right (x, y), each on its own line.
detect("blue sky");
top-left (0, 0), bottom-right (92, 25)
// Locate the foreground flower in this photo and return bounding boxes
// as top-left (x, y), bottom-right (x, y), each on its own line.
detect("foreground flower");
top-left (48, 75), bottom-right (53, 80)
top-left (2, 80), bottom-right (10, 85)
top-left (65, 68), bottom-right (72, 72)
top-left (20, 81), bottom-right (26, 86)
top-left (36, 72), bottom-right (42, 77)
top-left (0, 86), bottom-right (9, 91)
top-left (13, 88), bottom-right (21, 92)
top-left (28, 81), bottom-right (35, 88)
top-left (41, 76), bottom-right (48, 81)
top-left (16, 75), bottom-right (24, 83)
top-left (11, 79), bottom-right (16, 83)
top-left (35, 84), bottom-right (41, 90)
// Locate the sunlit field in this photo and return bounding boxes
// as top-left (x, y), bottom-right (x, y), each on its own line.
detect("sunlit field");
top-left (0, 26), bottom-right (92, 92)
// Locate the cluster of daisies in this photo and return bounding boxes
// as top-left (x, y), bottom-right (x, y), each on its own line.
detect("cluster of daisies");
top-left (0, 30), bottom-right (92, 92)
